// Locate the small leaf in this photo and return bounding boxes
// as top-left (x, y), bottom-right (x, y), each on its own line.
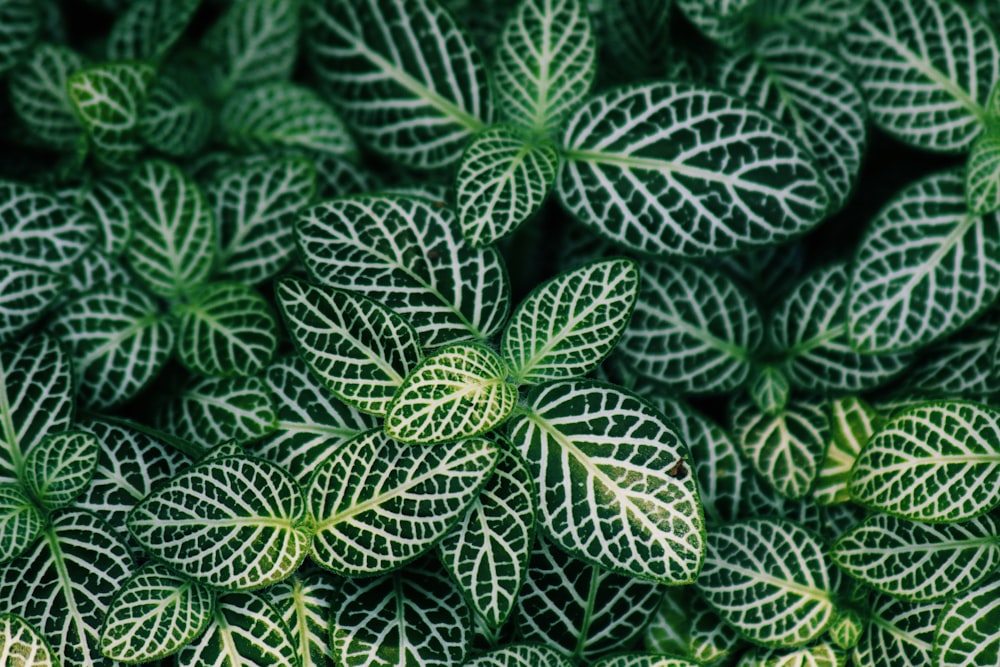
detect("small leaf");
top-left (0, 613), bottom-right (57, 667)
top-left (268, 568), bottom-right (339, 667)
top-left (0, 179), bottom-right (96, 273)
top-left (23, 430), bottom-right (98, 511)
top-left (8, 43), bottom-right (86, 149)
top-left (0, 263), bottom-right (66, 343)
top-left (106, 0), bottom-right (200, 61)
top-left (813, 396), bottom-right (881, 506)
top-left (933, 573), bottom-right (1000, 667)
top-left (748, 365), bottom-right (790, 416)
top-left (138, 72), bottom-right (212, 157)
top-left (853, 594), bottom-right (944, 667)
top-left (0, 484), bottom-right (44, 565)
top-left (644, 586), bottom-right (744, 664)
top-left (463, 644), bottom-right (573, 667)
top-left (967, 130), bottom-right (1000, 214)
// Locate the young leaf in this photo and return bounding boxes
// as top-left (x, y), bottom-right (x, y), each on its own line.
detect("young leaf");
top-left (617, 261), bottom-right (763, 395)
top-left (99, 561), bottom-right (214, 663)
top-left (848, 400), bottom-right (1000, 522)
top-left (832, 513), bottom-right (1000, 602)
top-left (503, 257), bottom-right (639, 384)
top-left (308, 430), bottom-right (498, 575)
top-left (697, 518), bottom-right (834, 647)
top-left (0, 613), bottom-right (56, 666)
top-left (493, 0), bottom-right (596, 135)
top-left (559, 81), bottom-right (830, 257)
top-left (138, 72), bottom-right (212, 157)
top-left (154, 375), bottom-right (277, 449)
top-left (675, 0), bottom-right (753, 48)
top-left (385, 342), bottom-right (518, 444)
top-left (106, 0), bottom-right (200, 61)
top-left (276, 277), bottom-right (422, 416)
top-left (853, 594), bottom-right (944, 667)
top-left (298, 195), bottom-right (511, 346)
top-left (463, 644), bottom-right (573, 667)
top-left (127, 454), bottom-right (311, 590)
top-left (304, 0), bottom-right (489, 169)
top-left (644, 586), bottom-right (744, 665)
top-left (752, 0), bottom-right (868, 42)
top-left (47, 284), bottom-right (174, 410)
top-left (22, 430), bottom-right (98, 511)
top-left (0, 0), bottom-right (39, 74)
top-left (813, 396), bottom-right (881, 506)
top-left (748, 365), bottom-right (790, 416)
top-left (847, 169), bottom-right (1000, 353)
top-left (8, 43), bottom-right (86, 149)
top-left (0, 484), bottom-right (44, 564)
top-left (173, 282), bottom-right (278, 377)
top-left (509, 380), bottom-right (705, 584)
top-left (933, 573), bottom-right (1000, 667)
top-left (0, 264), bottom-right (66, 343)
top-left (840, 0), bottom-right (998, 152)
top-left (267, 568), bottom-right (339, 667)
top-left (966, 130), bottom-right (1000, 214)
top-left (455, 126), bottom-right (558, 246)
top-left (0, 179), bottom-right (96, 273)
top-left (737, 644), bottom-right (842, 667)
top-left (127, 159), bottom-right (216, 299)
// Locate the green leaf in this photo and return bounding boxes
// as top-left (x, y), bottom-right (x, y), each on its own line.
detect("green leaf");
top-left (493, 0), bottom-right (595, 135)
top-left (503, 257), bottom-right (638, 384)
top-left (268, 568), bottom-right (339, 667)
top-left (590, 656), bottom-right (702, 667)
top-left (209, 155), bottom-right (315, 284)
top-left (832, 513), bottom-right (1000, 602)
top-left (966, 130), bottom-right (1000, 214)
top-left (385, 342), bottom-right (517, 444)
top-left (174, 282), bottom-right (278, 377)
top-left (905, 309), bottom-right (1000, 397)
top-left (67, 61), bottom-right (155, 169)
top-left (305, 0), bottom-right (489, 169)
top-left (515, 537), bottom-right (664, 662)
top-left (313, 153), bottom-right (378, 200)
top-left (509, 380), bottom-right (705, 583)
top-left (675, 0), bottom-right (753, 48)
top-left (298, 195), bottom-right (511, 346)
top-left (0, 0), bottom-right (39, 75)
top-left (154, 375), bottom-right (277, 449)
top-left (848, 400), bottom-right (1000, 522)
top-left (737, 643), bottom-right (844, 667)
top-left (47, 284), bottom-right (174, 410)
top-left (717, 32), bottom-right (867, 213)
top-left (933, 573), bottom-right (1000, 667)
top-left (77, 176), bottom-right (132, 257)
top-left (128, 454), bottom-right (310, 590)
top-left (308, 430), bottom-right (497, 575)
top-left (618, 260), bottom-right (763, 394)
top-left (219, 82), bottom-right (356, 158)
top-left (99, 561), bottom-right (214, 662)
top-left (0, 263), bottom-right (66, 343)
top-left (0, 509), bottom-right (134, 667)
top-left (22, 430), bottom-right (98, 511)
top-left (0, 484), bottom-right (44, 564)
top-left (813, 396), bottom-right (881, 506)
top-left (559, 81), bottom-right (830, 257)
top-left (600, 0), bottom-right (672, 81)
top-left (455, 126), bottom-right (558, 246)
top-left (840, 0), bottom-right (998, 152)
top-left (748, 365), bottom-right (791, 416)
top-left (0, 613), bottom-right (56, 666)
top-left (847, 169), bottom-right (1000, 353)
top-left (463, 644), bottom-right (573, 667)
top-left (8, 43), bottom-right (87, 150)
top-left (177, 591), bottom-right (299, 667)
top-left (644, 586), bottom-right (744, 664)
top-left (752, 0), bottom-right (868, 42)
top-left (138, 72), bottom-right (212, 157)
top-left (276, 277), bottom-right (422, 416)
top-left (853, 594), bottom-right (943, 667)
top-left (439, 440), bottom-right (536, 629)
top-left (250, 355), bottom-right (377, 487)
top-left (106, 0), bottom-right (200, 61)
top-left (0, 179), bottom-right (96, 273)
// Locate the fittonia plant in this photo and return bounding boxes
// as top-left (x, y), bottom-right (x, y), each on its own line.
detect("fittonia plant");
top-left (3, 0), bottom-right (1000, 665)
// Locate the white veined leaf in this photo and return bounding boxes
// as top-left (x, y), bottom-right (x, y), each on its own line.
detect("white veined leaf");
top-left (176, 591), bottom-right (299, 667)
top-left (463, 643), bottom-right (573, 667)
top-left (76, 176), bottom-right (132, 257)
top-left (209, 155), bottom-right (315, 284)
top-left (905, 309), bottom-right (1000, 396)
top-left (67, 62), bottom-right (155, 169)
top-left (22, 430), bottom-right (98, 511)
top-left (8, 43), bottom-right (85, 149)
top-left (106, 0), bottom-right (200, 61)
top-left (0, 263), bottom-right (65, 343)
top-left (59, 249), bottom-right (131, 307)
top-left (219, 82), bottom-right (356, 158)
top-left (675, 0), bottom-right (753, 48)
top-left (47, 284), bottom-right (174, 410)
top-left (591, 656), bottom-right (702, 667)
top-left (833, 513), bottom-right (1000, 603)
top-left (730, 393), bottom-right (831, 500)
top-left (0, 613), bottom-right (56, 666)
top-left (617, 260), bottom-right (764, 395)
top-left (559, 81), bottom-right (830, 257)
top-left (748, 365), bottom-right (791, 416)
top-left (249, 355), bottom-right (377, 487)
top-left (848, 169), bottom-right (1000, 353)
top-left (840, 0), bottom-right (999, 152)
top-left (385, 342), bottom-right (518, 444)
top-left (509, 380), bottom-right (705, 583)
top-left (276, 277), bottom-right (422, 416)
top-left (718, 241), bottom-right (806, 309)
top-left (173, 281), bottom-right (279, 377)
top-left (154, 375), bottom-right (277, 450)
top-left (0, 509), bottom-right (134, 667)
top-left (828, 610), bottom-right (866, 653)
top-left (503, 257), bottom-right (638, 384)
top-left (933, 573), bottom-right (1000, 667)
top-left (493, 0), bottom-right (596, 135)
top-left (0, 179), bottom-right (96, 273)
top-left (644, 586), bottom-right (745, 664)
top-left (813, 396), bottom-right (881, 506)
top-left (515, 537), bottom-right (664, 662)
top-left (439, 439), bottom-right (536, 629)
top-left (298, 195), bottom-right (511, 346)
top-left (853, 594), bottom-right (943, 667)
top-left (848, 400), bottom-right (1000, 522)
top-left (0, 0), bottom-right (39, 74)
top-left (736, 643), bottom-right (843, 667)
top-left (128, 454), bottom-right (311, 590)
top-left (331, 559), bottom-right (470, 666)
top-left (99, 561), bottom-right (214, 663)
top-left (697, 518), bottom-right (834, 647)
top-left (966, 130), bottom-right (1000, 214)
top-left (202, 0), bottom-right (300, 98)
top-left (599, 0), bottom-right (672, 81)
top-left (0, 334), bottom-right (72, 486)
top-left (308, 429), bottom-right (498, 575)
top-left (455, 126), bottom-right (558, 246)
top-left (717, 32), bottom-right (867, 214)
top-left (138, 72), bottom-right (212, 158)
top-left (313, 153), bottom-right (378, 200)
top-left (752, 0), bottom-right (867, 42)
top-left (127, 159), bottom-right (216, 299)
top-left (0, 484), bottom-right (44, 565)
top-left (304, 0), bottom-right (489, 170)
top-left (771, 263), bottom-right (912, 393)
top-left (268, 568), bottom-right (339, 667)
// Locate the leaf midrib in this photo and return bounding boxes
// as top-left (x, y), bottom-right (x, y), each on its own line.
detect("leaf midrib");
top-left (721, 560), bottom-right (831, 602)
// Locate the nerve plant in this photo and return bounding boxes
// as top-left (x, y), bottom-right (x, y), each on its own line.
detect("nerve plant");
top-left (2, 0), bottom-right (1000, 665)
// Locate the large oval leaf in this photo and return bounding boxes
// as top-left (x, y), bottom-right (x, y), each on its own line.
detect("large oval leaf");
top-left (0, 264), bottom-right (65, 343)
top-left (933, 573), bottom-right (1000, 667)
top-left (0, 179), bottom-right (96, 273)
top-left (8, 43), bottom-right (87, 150)
top-left (559, 81), bottom-right (829, 257)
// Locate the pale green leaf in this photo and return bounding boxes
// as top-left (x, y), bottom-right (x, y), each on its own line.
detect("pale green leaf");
top-left (462, 643), bottom-right (573, 667)
top-left (644, 586), bottom-right (744, 664)
top-left (268, 568), bottom-right (339, 667)
top-left (106, 0), bottom-right (200, 61)
top-left (0, 0), bottom-right (39, 74)
top-left (0, 179), bottom-right (96, 273)
top-left (591, 656), bottom-right (702, 667)
top-left (748, 365), bottom-right (791, 416)
top-left (0, 613), bottom-right (56, 666)
top-left (813, 396), bottom-right (881, 506)
top-left (933, 573), bottom-right (1000, 667)
top-left (675, 0), bottom-right (753, 48)
top-left (23, 430), bottom-right (98, 511)
top-left (138, 72), bottom-right (212, 157)
top-left (853, 594), bottom-right (943, 667)
top-left (752, 0), bottom-right (867, 42)
top-left (0, 484), bottom-right (44, 565)
top-left (736, 643), bottom-right (844, 667)
top-left (0, 264), bottom-right (65, 343)
top-left (966, 130), bottom-right (1000, 214)
top-left (8, 43), bottom-right (85, 149)
top-left (828, 608), bottom-right (865, 652)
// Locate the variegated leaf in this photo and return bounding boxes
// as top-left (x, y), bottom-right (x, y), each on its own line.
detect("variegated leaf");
top-left (600, 0), bottom-right (672, 81)
top-left (967, 130), bottom-right (1000, 214)
top-left (748, 365), bottom-right (791, 416)
top-left (463, 643), bottom-right (573, 667)
top-left (813, 396), bottom-right (881, 506)
top-left (736, 643), bottom-right (843, 667)
top-left (0, 484), bottom-right (44, 564)
top-left (313, 153), bottom-right (378, 199)
top-left (0, 0), bottom-right (39, 74)
top-left (8, 43), bottom-right (85, 149)
top-left (0, 613), bottom-right (56, 667)
top-left (77, 176), bottom-right (132, 257)
top-left (22, 430), bottom-right (98, 511)
top-left (933, 573), bottom-right (1000, 667)
top-left (591, 656), bottom-right (702, 667)
top-left (138, 72), bottom-right (212, 158)
top-left (0, 264), bottom-right (65, 342)
top-left (905, 309), bottom-right (1000, 397)
top-left (752, 0), bottom-right (867, 42)
top-left (644, 586), bottom-right (744, 665)
top-left (675, 0), bottom-right (753, 48)
top-left (106, 0), bottom-right (200, 61)
top-left (309, 430), bottom-right (497, 575)
top-left (268, 568), bottom-right (339, 667)
top-left (0, 179), bottom-right (96, 273)
top-left (853, 594), bottom-right (943, 667)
